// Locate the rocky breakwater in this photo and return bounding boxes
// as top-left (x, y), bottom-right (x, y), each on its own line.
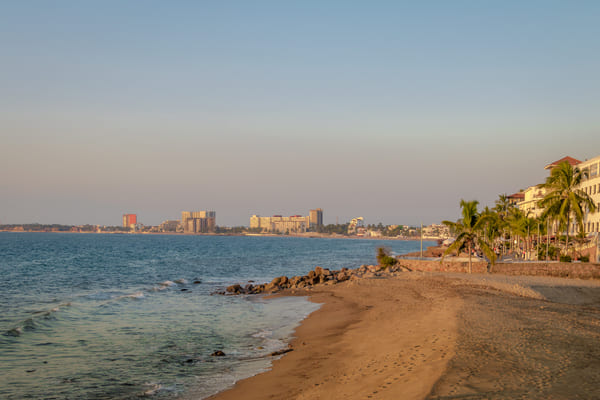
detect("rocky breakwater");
top-left (220, 264), bottom-right (412, 295)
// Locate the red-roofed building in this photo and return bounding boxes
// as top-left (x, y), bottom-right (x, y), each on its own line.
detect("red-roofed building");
top-left (544, 156), bottom-right (582, 170)
top-left (507, 154), bottom-right (600, 261)
top-left (507, 192), bottom-right (525, 205)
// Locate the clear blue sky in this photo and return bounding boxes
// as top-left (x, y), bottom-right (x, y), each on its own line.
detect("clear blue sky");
top-left (1, 1), bottom-right (599, 226)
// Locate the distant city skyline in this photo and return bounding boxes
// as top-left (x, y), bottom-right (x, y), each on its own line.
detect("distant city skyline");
top-left (1, 2), bottom-right (599, 227)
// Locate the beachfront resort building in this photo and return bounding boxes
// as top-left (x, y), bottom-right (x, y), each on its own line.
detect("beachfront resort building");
top-left (250, 209), bottom-right (323, 233)
top-left (122, 214), bottom-right (137, 229)
top-left (515, 186), bottom-right (546, 218)
top-left (516, 155), bottom-right (600, 234)
top-left (577, 155), bottom-right (600, 234)
top-left (181, 211), bottom-right (216, 233)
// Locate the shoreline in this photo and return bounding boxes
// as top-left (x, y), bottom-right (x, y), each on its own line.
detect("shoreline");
top-left (204, 275), bottom-right (462, 400)
top-left (0, 230), bottom-right (443, 241)
top-left (203, 272), bottom-right (600, 400)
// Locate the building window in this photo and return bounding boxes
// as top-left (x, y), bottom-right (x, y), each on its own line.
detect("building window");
top-left (590, 163), bottom-right (598, 178)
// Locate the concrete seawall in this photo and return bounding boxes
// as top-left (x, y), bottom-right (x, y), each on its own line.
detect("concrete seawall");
top-left (397, 258), bottom-right (600, 280)
top-left (397, 258), bottom-right (488, 274)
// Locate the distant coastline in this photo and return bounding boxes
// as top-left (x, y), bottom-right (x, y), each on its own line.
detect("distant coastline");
top-left (0, 229), bottom-right (444, 241)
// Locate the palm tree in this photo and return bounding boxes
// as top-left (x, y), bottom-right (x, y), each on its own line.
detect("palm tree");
top-left (505, 208), bottom-right (538, 260)
top-left (442, 200), bottom-right (496, 273)
top-left (494, 194), bottom-right (516, 255)
top-left (537, 161), bottom-right (596, 257)
top-left (480, 206), bottom-right (503, 271)
top-left (494, 194), bottom-right (514, 220)
top-left (480, 206), bottom-right (501, 248)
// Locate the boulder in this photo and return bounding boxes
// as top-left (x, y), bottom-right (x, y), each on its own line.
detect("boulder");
top-left (367, 265), bottom-right (380, 273)
top-left (226, 284), bottom-right (243, 294)
top-left (211, 350), bottom-right (226, 357)
top-left (290, 276), bottom-right (303, 286)
top-left (270, 276), bottom-right (283, 286)
top-left (336, 272), bottom-right (349, 282)
top-left (264, 282), bottom-right (279, 292)
top-left (315, 266), bottom-right (332, 277)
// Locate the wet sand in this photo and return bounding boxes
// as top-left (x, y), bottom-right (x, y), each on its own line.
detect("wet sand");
top-left (208, 273), bottom-right (600, 400)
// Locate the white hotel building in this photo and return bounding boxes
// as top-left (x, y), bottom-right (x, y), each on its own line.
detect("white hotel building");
top-left (578, 155), bottom-right (600, 234)
top-left (516, 155), bottom-right (600, 235)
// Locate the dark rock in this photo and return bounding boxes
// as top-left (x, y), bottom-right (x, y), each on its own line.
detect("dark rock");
top-left (270, 348), bottom-right (293, 356)
top-left (290, 276), bottom-right (302, 286)
top-left (211, 350), bottom-right (226, 357)
top-left (193, 280), bottom-right (202, 284)
top-left (264, 282), bottom-right (280, 293)
top-left (226, 284), bottom-right (242, 294)
top-left (270, 276), bottom-right (288, 287)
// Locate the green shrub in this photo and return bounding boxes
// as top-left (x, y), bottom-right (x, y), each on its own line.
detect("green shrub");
top-left (377, 247), bottom-right (398, 268)
top-left (580, 255), bottom-right (590, 263)
top-left (559, 255), bottom-right (572, 263)
top-left (537, 244), bottom-right (559, 260)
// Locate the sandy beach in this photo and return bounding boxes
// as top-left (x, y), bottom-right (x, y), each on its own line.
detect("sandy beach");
top-left (205, 272), bottom-right (600, 400)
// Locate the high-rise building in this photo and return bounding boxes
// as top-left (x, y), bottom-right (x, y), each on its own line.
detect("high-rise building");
top-left (122, 214), bottom-right (137, 229)
top-left (159, 220), bottom-right (180, 232)
top-left (309, 208), bottom-right (323, 228)
top-left (250, 208), bottom-right (322, 233)
top-left (181, 211), bottom-right (216, 233)
top-left (250, 214), bottom-right (309, 233)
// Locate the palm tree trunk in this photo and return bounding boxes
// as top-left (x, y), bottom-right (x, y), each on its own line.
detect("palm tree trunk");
top-left (468, 243), bottom-right (472, 274)
top-left (566, 215), bottom-right (570, 258)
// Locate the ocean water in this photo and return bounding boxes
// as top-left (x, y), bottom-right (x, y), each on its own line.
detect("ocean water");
top-left (0, 233), bottom-right (432, 399)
